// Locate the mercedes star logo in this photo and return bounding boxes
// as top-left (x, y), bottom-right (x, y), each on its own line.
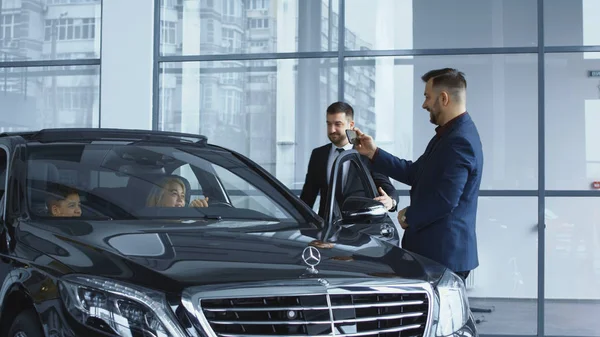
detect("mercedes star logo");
top-left (302, 246), bottom-right (321, 271)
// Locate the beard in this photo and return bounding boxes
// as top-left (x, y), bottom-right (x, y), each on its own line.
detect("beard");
top-left (428, 97), bottom-right (442, 125)
top-left (328, 132), bottom-right (346, 146)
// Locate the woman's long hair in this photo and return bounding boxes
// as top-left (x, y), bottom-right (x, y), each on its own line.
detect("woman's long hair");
top-left (145, 176), bottom-right (186, 207)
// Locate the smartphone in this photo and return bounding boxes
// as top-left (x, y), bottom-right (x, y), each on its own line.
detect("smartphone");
top-left (345, 129), bottom-right (358, 145)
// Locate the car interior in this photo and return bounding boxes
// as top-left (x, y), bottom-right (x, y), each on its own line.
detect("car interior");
top-left (23, 143), bottom-right (296, 222)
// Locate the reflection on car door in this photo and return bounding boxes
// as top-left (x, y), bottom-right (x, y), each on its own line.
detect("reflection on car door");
top-left (323, 150), bottom-right (399, 245)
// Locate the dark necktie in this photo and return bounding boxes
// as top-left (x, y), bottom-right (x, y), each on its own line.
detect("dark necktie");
top-left (336, 148), bottom-right (344, 154)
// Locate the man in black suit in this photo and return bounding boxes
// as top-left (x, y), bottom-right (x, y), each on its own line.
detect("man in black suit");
top-left (300, 102), bottom-right (399, 218)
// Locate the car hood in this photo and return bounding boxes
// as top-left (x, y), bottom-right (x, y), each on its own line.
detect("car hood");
top-left (16, 219), bottom-right (446, 293)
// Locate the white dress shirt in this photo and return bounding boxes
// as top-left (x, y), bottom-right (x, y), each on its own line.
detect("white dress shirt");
top-left (326, 142), bottom-right (353, 186)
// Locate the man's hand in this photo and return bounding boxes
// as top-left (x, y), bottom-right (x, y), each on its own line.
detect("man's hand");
top-left (352, 127), bottom-right (377, 159)
top-left (374, 187), bottom-right (393, 210)
top-left (190, 197), bottom-right (209, 208)
top-left (397, 206), bottom-right (409, 229)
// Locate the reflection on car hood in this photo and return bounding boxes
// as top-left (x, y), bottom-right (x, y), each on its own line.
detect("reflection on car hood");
top-left (16, 219), bottom-right (445, 293)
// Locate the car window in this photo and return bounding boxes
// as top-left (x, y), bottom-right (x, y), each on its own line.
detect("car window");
top-left (327, 154), bottom-right (376, 220)
top-left (95, 171), bottom-right (129, 188)
top-left (212, 165), bottom-right (290, 219)
top-left (172, 164), bottom-right (202, 197)
top-left (25, 143), bottom-right (306, 226)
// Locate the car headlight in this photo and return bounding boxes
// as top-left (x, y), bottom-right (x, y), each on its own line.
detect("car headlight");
top-left (59, 275), bottom-right (187, 337)
top-left (430, 269), bottom-right (470, 336)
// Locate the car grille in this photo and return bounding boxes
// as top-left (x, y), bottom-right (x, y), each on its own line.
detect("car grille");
top-left (199, 292), bottom-right (429, 337)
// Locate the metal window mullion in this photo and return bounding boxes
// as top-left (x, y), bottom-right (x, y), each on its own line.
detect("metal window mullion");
top-left (152, 0), bottom-right (161, 131)
top-left (337, 0), bottom-right (345, 101)
top-left (536, 0), bottom-right (546, 336)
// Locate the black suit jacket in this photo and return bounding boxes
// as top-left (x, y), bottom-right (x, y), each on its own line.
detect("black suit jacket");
top-left (300, 144), bottom-right (399, 218)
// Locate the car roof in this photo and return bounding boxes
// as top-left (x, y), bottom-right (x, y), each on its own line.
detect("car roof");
top-left (0, 128), bottom-right (209, 147)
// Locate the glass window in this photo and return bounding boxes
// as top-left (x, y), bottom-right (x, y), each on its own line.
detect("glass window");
top-left (158, 58), bottom-right (338, 190)
top-left (1, 0), bottom-right (101, 61)
top-left (172, 163), bottom-right (202, 195)
top-left (344, 0), bottom-right (537, 50)
top-left (26, 143), bottom-right (307, 224)
top-left (545, 53), bottom-right (600, 190)
top-left (0, 66), bottom-right (100, 130)
top-left (545, 197), bottom-right (600, 336)
top-left (545, 0), bottom-right (600, 47)
top-left (161, 20), bottom-right (177, 45)
top-left (465, 196), bottom-right (538, 335)
top-left (332, 156), bottom-right (376, 209)
top-left (159, 0), bottom-right (337, 56)
top-left (344, 54), bottom-right (538, 190)
top-left (395, 195), bottom-right (538, 335)
top-left (0, 13), bottom-right (17, 42)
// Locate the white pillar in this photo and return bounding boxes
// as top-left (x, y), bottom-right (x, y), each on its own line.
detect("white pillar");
top-left (275, 0), bottom-right (298, 188)
top-left (100, 0), bottom-right (154, 129)
top-left (583, 0), bottom-right (600, 59)
top-left (374, 0), bottom-right (413, 162)
top-left (373, 0), bottom-right (397, 151)
top-left (179, 0), bottom-right (202, 134)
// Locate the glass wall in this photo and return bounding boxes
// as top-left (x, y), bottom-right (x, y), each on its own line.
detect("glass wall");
top-left (0, 0), bottom-right (595, 336)
top-left (0, 0), bottom-right (101, 131)
top-left (155, 1), bottom-right (600, 336)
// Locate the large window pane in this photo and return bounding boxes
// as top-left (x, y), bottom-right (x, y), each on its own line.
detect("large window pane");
top-left (0, 66), bottom-right (100, 131)
top-left (466, 197), bottom-right (538, 335)
top-left (545, 0), bottom-right (600, 47)
top-left (545, 197), bottom-right (600, 336)
top-left (396, 196), bottom-right (539, 335)
top-left (160, 0), bottom-right (338, 56)
top-left (344, 0), bottom-right (537, 50)
top-left (0, 0), bottom-right (101, 61)
top-left (158, 58), bottom-right (338, 189)
top-left (545, 53), bottom-right (600, 190)
top-left (344, 54), bottom-right (538, 190)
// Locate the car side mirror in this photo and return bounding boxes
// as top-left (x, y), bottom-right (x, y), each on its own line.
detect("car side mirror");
top-left (341, 196), bottom-right (387, 223)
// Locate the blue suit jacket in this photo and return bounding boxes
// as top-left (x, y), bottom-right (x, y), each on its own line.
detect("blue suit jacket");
top-left (372, 113), bottom-right (483, 272)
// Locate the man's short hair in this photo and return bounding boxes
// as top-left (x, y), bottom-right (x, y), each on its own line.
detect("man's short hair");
top-left (326, 101), bottom-right (354, 120)
top-left (46, 183), bottom-right (79, 208)
top-left (421, 68), bottom-right (467, 101)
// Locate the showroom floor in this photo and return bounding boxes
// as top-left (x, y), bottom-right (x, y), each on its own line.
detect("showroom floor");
top-left (470, 298), bottom-right (599, 335)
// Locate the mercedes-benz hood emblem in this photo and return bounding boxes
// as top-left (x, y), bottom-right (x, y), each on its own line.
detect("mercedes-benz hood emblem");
top-left (302, 246), bottom-right (321, 273)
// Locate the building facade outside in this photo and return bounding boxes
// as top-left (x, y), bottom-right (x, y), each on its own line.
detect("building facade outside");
top-left (0, 0), bottom-right (100, 132)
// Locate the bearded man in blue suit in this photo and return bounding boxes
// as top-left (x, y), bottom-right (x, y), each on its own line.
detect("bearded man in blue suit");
top-left (353, 68), bottom-right (484, 281)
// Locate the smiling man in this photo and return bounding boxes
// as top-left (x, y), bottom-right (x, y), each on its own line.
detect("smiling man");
top-left (352, 68), bottom-right (484, 281)
top-left (300, 101), bottom-right (399, 218)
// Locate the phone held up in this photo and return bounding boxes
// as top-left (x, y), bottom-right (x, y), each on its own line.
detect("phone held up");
top-left (345, 129), bottom-right (358, 145)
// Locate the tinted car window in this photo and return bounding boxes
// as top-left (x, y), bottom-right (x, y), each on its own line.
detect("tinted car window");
top-left (25, 142), bottom-right (305, 225)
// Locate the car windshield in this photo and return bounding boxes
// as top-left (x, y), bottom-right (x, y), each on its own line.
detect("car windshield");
top-left (25, 142), bottom-right (307, 226)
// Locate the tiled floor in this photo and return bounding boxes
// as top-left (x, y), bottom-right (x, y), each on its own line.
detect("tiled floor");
top-left (470, 297), bottom-right (600, 336)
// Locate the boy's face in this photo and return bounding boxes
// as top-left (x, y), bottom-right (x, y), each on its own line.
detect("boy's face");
top-left (50, 193), bottom-right (82, 217)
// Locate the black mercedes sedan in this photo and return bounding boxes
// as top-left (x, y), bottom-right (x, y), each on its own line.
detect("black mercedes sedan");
top-left (0, 128), bottom-right (477, 337)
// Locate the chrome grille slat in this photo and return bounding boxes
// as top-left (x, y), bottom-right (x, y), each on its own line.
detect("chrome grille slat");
top-left (216, 323), bottom-right (424, 337)
top-left (202, 299), bottom-right (425, 312)
top-left (317, 323), bottom-right (424, 337)
top-left (195, 284), bottom-right (431, 337)
top-left (209, 311), bottom-right (425, 325)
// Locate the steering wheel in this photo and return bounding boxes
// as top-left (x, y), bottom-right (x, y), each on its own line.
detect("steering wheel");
top-left (209, 200), bottom-right (233, 208)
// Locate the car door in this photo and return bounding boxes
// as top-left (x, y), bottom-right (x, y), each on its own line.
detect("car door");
top-left (0, 136), bottom-right (26, 277)
top-left (322, 149), bottom-right (399, 245)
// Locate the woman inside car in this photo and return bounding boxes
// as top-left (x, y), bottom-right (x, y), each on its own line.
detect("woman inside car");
top-left (145, 176), bottom-right (209, 208)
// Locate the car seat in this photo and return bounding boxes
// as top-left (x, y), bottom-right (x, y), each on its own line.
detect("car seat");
top-left (27, 161), bottom-right (60, 214)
